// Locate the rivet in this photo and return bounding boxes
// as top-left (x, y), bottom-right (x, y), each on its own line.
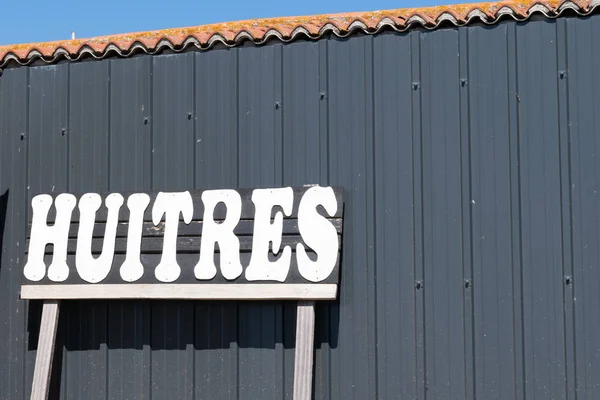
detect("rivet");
top-left (565, 276), bottom-right (572, 286)
top-left (274, 102), bottom-right (281, 110)
top-left (461, 79), bottom-right (467, 87)
top-left (415, 281), bottom-right (423, 290)
top-left (412, 82), bottom-right (420, 90)
top-left (61, 128), bottom-right (66, 136)
top-left (187, 113), bottom-right (192, 120)
top-left (559, 71), bottom-right (566, 79)
top-left (464, 280), bottom-right (471, 289)
top-left (319, 92), bottom-right (326, 100)
top-left (143, 118), bottom-right (149, 125)
top-left (20, 133), bottom-right (25, 141)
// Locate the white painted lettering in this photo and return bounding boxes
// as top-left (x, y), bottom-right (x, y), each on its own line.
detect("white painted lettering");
top-left (23, 187), bottom-right (342, 286)
top-left (24, 193), bottom-right (76, 282)
top-left (296, 186), bottom-right (339, 282)
top-left (195, 190), bottom-right (242, 280)
top-left (152, 191), bottom-right (193, 282)
top-left (119, 193), bottom-right (151, 282)
top-left (245, 187), bottom-right (294, 282)
top-left (76, 193), bottom-right (124, 283)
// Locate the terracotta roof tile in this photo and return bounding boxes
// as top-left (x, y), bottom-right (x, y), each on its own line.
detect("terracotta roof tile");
top-left (0, 0), bottom-right (597, 67)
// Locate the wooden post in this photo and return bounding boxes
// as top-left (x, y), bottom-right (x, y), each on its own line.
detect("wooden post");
top-left (293, 300), bottom-right (316, 400)
top-left (30, 300), bottom-right (60, 400)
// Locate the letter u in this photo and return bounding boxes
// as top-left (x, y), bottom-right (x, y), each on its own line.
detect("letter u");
top-left (75, 193), bottom-right (124, 283)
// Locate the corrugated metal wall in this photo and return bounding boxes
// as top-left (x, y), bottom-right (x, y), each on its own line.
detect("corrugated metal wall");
top-left (0, 14), bottom-right (599, 399)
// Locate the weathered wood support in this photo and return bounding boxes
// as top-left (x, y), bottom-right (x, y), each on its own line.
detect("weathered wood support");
top-left (30, 300), bottom-right (60, 400)
top-left (293, 300), bottom-right (316, 400)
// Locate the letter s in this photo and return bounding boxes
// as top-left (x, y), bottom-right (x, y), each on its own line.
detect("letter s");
top-left (296, 186), bottom-right (339, 282)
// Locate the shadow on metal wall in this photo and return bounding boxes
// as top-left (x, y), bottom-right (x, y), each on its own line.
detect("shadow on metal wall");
top-left (25, 293), bottom-right (340, 397)
top-left (0, 190), bottom-right (8, 271)
top-left (32, 300), bottom-right (341, 349)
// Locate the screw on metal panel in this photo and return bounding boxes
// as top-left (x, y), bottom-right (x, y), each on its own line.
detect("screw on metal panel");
top-left (274, 102), bottom-right (281, 110)
top-left (20, 133), bottom-right (25, 140)
top-left (565, 276), bottom-right (572, 286)
top-left (187, 113), bottom-right (192, 120)
top-left (412, 82), bottom-right (420, 91)
top-left (461, 79), bottom-right (467, 87)
top-left (143, 118), bottom-right (149, 125)
top-left (464, 280), bottom-right (471, 289)
top-left (61, 128), bottom-right (66, 136)
top-left (319, 92), bottom-right (326, 100)
top-left (415, 281), bottom-right (423, 290)
top-left (559, 71), bottom-right (566, 79)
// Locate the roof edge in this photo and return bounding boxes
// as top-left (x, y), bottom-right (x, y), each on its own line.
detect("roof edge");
top-left (0, 0), bottom-right (597, 68)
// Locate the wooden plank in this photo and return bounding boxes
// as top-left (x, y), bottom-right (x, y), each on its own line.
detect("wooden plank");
top-left (27, 235), bottom-right (343, 254)
top-left (27, 218), bottom-right (344, 239)
top-left (37, 187), bottom-right (344, 222)
top-left (293, 300), bottom-right (316, 400)
top-left (30, 300), bottom-right (60, 400)
top-left (20, 284), bottom-right (338, 300)
top-left (27, 252), bottom-right (340, 285)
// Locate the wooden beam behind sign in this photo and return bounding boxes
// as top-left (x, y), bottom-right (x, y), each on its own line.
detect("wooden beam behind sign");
top-left (20, 186), bottom-right (344, 299)
top-left (20, 284), bottom-right (338, 300)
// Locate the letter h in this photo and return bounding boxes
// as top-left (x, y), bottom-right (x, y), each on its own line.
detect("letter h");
top-left (23, 194), bottom-right (76, 282)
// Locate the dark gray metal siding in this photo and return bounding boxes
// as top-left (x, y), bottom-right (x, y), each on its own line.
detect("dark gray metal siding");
top-left (0, 14), bottom-right (599, 399)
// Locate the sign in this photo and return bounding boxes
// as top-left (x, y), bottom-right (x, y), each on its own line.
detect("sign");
top-left (20, 186), bottom-right (343, 300)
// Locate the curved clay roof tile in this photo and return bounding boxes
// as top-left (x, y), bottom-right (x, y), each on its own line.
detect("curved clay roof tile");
top-left (0, 0), bottom-right (596, 67)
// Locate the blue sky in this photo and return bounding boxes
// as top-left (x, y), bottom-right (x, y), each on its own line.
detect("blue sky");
top-left (0, 0), bottom-right (444, 46)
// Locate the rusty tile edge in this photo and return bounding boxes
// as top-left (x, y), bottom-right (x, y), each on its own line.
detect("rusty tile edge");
top-left (0, 0), bottom-right (597, 68)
